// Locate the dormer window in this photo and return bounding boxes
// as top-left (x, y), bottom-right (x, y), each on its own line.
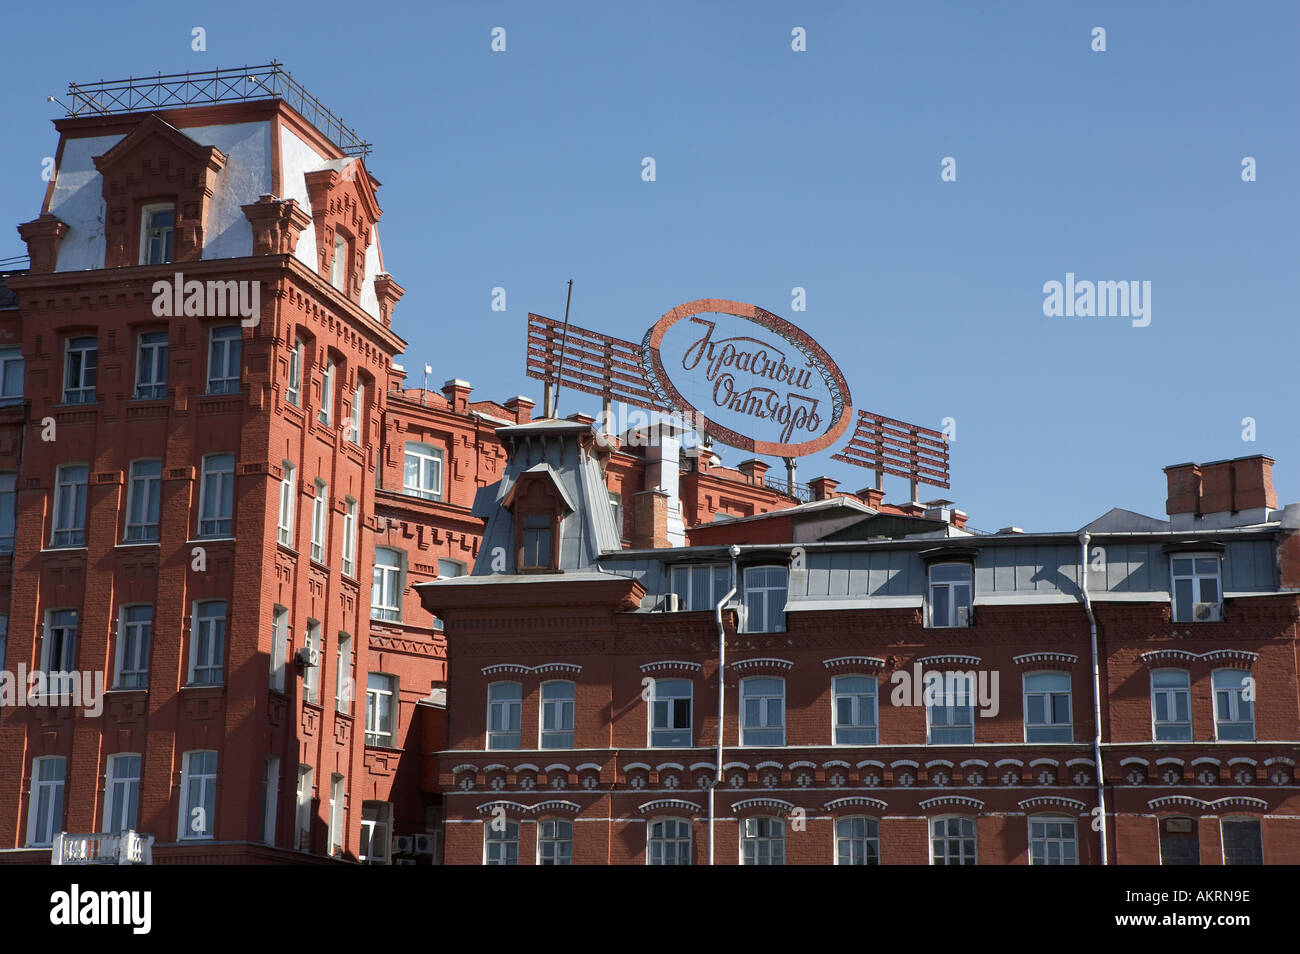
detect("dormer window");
top-left (520, 514), bottom-right (555, 571)
top-left (140, 203), bottom-right (175, 265)
top-left (1171, 554), bottom-right (1221, 622)
top-left (330, 233), bottom-right (348, 292)
top-left (928, 563), bottom-right (973, 628)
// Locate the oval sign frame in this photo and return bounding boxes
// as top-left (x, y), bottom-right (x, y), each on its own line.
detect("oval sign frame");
top-left (640, 298), bottom-right (854, 457)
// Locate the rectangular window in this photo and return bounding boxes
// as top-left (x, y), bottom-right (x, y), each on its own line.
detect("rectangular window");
top-left (310, 480), bottom-right (328, 563)
top-left (1024, 672), bottom-right (1073, 742)
top-left (206, 326), bottom-right (241, 394)
top-left (103, 753), bottom-right (141, 835)
top-left (328, 774), bottom-right (345, 856)
top-left (742, 565), bottom-right (787, 633)
top-left (62, 337), bottom-right (97, 404)
top-left (0, 346), bottom-right (25, 404)
top-left (140, 204), bottom-right (174, 265)
top-left (929, 563), bottom-right (973, 627)
top-left (286, 338), bottom-right (303, 406)
top-left (347, 383), bottom-right (363, 444)
top-left (178, 750), bottom-right (217, 840)
top-left (1221, 818), bottom-right (1263, 865)
top-left (927, 673), bottom-right (976, 744)
top-left (135, 331), bottom-right (168, 400)
top-left (115, 605), bottom-right (152, 690)
top-left (26, 756), bottom-right (66, 847)
top-left (370, 549), bottom-right (403, 621)
top-left (318, 358), bottom-right (335, 425)
top-left (341, 497), bottom-right (357, 577)
top-left (295, 765), bottom-right (313, 851)
top-left (365, 673), bottom-right (397, 747)
top-left (0, 472), bottom-right (16, 553)
top-left (609, 490), bottom-right (624, 539)
top-left (520, 515), bottom-right (553, 570)
top-left (1171, 555), bottom-right (1222, 622)
top-left (669, 564), bottom-right (731, 611)
top-left (650, 678), bottom-right (692, 747)
top-left (432, 558), bottom-right (464, 631)
top-left (487, 682), bottom-right (522, 750)
top-left (1152, 669), bottom-right (1192, 741)
top-left (269, 606), bottom-right (289, 693)
top-left (403, 442), bottom-right (443, 500)
top-left (1213, 669), bottom-right (1254, 741)
top-left (741, 677), bottom-right (785, 746)
top-left (647, 818), bottom-right (691, 865)
top-left (833, 675), bottom-right (878, 745)
top-left (330, 234), bottom-right (348, 292)
top-left (537, 818), bottom-right (572, 865)
top-left (189, 600), bottom-right (226, 685)
top-left (931, 816), bottom-right (977, 865)
top-left (1029, 817), bottom-right (1077, 865)
top-left (304, 620), bottom-right (321, 704)
top-left (198, 453), bottom-right (235, 537)
top-left (261, 757), bottom-right (279, 846)
top-left (360, 802), bottom-right (391, 865)
top-left (124, 460), bottom-right (162, 542)
top-left (51, 464), bottom-right (88, 547)
top-left (741, 817), bottom-right (784, 865)
top-left (335, 632), bottom-right (353, 714)
top-left (835, 816), bottom-right (880, 865)
top-left (41, 609), bottom-right (78, 673)
top-left (540, 681), bottom-right (575, 749)
top-left (277, 463), bottom-right (295, 546)
top-left (483, 819), bottom-right (518, 866)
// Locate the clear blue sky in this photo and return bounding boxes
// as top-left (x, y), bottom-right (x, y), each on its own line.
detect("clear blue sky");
top-left (2, 1), bottom-right (1296, 531)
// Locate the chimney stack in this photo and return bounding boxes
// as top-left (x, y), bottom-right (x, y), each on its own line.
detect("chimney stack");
top-left (504, 395), bottom-right (535, 425)
top-left (809, 476), bottom-right (839, 501)
top-left (737, 459), bottom-right (770, 486)
top-left (442, 379), bottom-right (472, 415)
top-left (1165, 455), bottom-right (1276, 529)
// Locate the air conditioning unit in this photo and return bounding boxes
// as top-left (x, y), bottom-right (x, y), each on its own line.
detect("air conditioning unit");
top-left (413, 832), bottom-right (436, 855)
top-left (295, 646), bottom-right (320, 667)
top-left (1192, 602), bottom-right (1221, 622)
top-left (393, 835), bottom-right (414, 855)
top-left (956, 605), bottom-right (971, 627)
top-left (663, 593), bottom-right (681, 613)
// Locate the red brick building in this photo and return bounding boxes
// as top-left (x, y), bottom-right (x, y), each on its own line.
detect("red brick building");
top-left (420, 430), bottom-right (1300, 865)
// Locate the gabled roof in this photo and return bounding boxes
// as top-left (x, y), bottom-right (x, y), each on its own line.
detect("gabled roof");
top-left (1082, 507), bottom-right (1170, 533)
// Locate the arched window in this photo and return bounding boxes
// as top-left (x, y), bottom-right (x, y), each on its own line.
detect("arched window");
top-left (487, 682), bottom-right (522, 750)
top-left (370, 548), bottom-right (404, 622)
top-left (537, 817), bottom-right (573, 865)
top-left (484, 818), bottom-right (519, 865)
top-left (740, 816), bottom-right (785, 865)
top-left (1023, 672), bottom-right (1072, 742)
top-left (540, 680), bottom-right (575, 749)
top-left (1212, 669), bottom-right (1254, 740)
top-left (834, 816), bottom-right (880, 865)
top-left (930, 815), bottom-right (976, 865)
top-left (832, 675), bottom-right (877, 744)
top-left (1028, 814), bottom-right (1077, 865)
top-left (647, 817), bottom-right (691, 865)
top-left (1151, 669), bottom-right (1192, 741)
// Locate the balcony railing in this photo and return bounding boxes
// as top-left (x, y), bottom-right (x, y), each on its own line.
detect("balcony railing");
top-left (51, 830), bottom-right (155, 865)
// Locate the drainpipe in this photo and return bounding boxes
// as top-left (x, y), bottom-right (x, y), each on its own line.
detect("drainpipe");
top-left (1079, 531), bottom-right (1109, 865)
top-left (708, 545), bottom-right (740, 865)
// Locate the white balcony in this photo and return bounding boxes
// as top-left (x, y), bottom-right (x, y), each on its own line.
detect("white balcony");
top-left (51, 830), bottom-right (154, 865)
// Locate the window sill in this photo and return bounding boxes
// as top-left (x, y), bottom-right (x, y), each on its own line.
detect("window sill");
top-left (181, 683), bottom-right (225, 690)
top-left (104, 687), bottom-right (149, 695)
top-left (40, 546), bottom-right (87, 554)
top-left (188, 537), bottom-right (236, 545)
top-left (116, 541), bottom-right (161, 549)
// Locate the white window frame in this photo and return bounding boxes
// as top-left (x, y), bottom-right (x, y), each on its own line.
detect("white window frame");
top-left (537, 817), bottom-right (573, 865)
top-left (134, 331), bottom-right (167, 400)
top-left (335, 632), bottom-right (353, 714)
top-left (646, 817), bottom-right (692, 865)
top-left (740, 816), bottom-right (785, 865)
top-left (927, 671), bottom-right (976, 744)
top-left (269, 606), bottom-right (289, 693)
top-left (124, 459), bottom-right (162, 543)
top-left (1023, 671), bottom-right (1073, 743)
top-left (341, 497), bottom-right (357, 577)
top-left (835, 815), bottom-right (881, 865)
top-left (365, 673), bottom-right (397, 747)
top-left (139, 202), bottom-right (175, 265)
top-left (487, 681), bottom-right (522, 750)
top-left (103, 753), bottom-right (142, 835)
top-left (318, 357), bottom-right (335, 425)
top-left (295, 764), bottom-right (313, 851)
top-left (741, 565), bottom-right (787, 634)
top-left (928, 562), bottom-right (973, 628)
top-left (740, 676), bottom-right (785, 747)
top-left (286, 337), bottom-right (303, 406)
top-left (62, 336), bottom-right (97, 405)
top-left (310, 479), bottom-right (328, 563)
top-left (197, 453), bottom-right (235, 538)
top-left (277, 462), bottom-right (295, 547)
top-left (930, 815), bottom-right (977, 865)
top-left (832, 674), bottom-right (878, 745)
top-left (1212, 669), bottom-right (1254, 741)
top-left (0, 346), bottom-right (24, 404)
top-left (330, 233), bottom-right (348, 292)
top-left (347, 382), bottom-right (363, 444)
top-left (206, 325), bottom-right (241, 395)
top-left (360, 802), bottom-right (391, 865)
top-left (178, 749), bottom-right (217, 840)
top-left (1029, 814), bottom-right (1077, 866)
top-left (371, 548), bottom-right (403, 622)
top-left (403, 442), bottom-right (443, 501)
top-left (1170, 553), bottom-right (1222, 623)
top-left (669, 563), bottom-right (730, 612)
top-left (484, 819), bottom-right (519, 865)
top-left (114, 604), bottom-right (152, 690)
top-left (41, 609), bottom-right (78, 673)
top-left (51, 463), bottom-right (88, 547)
top-left (188, 600), bottom-right (226, 686)
top-left (649, 678), bottom-right (692, 747)
top-left (26, 755), bottom-right (66, 847)
top-left (540, 680), bottom-right (575, 749)
top-left (1151, 668), bottom-right (1192, 742)
top-left (304, 620), bottom-right (322, 704)
top-left (328, 773), bottom-right (345, 856)
top-left (261, 757), bottom-right (279, 845)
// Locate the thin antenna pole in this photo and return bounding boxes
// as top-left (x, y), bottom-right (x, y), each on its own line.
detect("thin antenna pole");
top-left (551, 279), bottom-right (574, 418)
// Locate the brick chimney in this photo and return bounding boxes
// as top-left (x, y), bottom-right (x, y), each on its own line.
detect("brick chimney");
top-left (1164, 462), bottom-right (1201, 515)
top-left (737, 459), bottom-right (770, 486)
top-left (857, 487), bottom-right (885, 509)
top-left (630, 488), bottom-right (671, 548)
top-left (504, 395), bottom-right (534, 425)
top-left (441, 379), bottom-right (472, 415)
top-left (1165, 455), bottom-right (1276, 529)
top-left (809, 476), bottom-right (839, 500)
top-left (1233, 456), bottom-right (1276, 511)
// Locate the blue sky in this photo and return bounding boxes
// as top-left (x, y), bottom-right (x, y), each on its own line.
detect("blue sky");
top-left (2, 1), bottom-right (1295, 531)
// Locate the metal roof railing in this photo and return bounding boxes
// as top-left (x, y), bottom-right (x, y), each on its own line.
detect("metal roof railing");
top-left (64, 62), bottom-right (371, 157)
